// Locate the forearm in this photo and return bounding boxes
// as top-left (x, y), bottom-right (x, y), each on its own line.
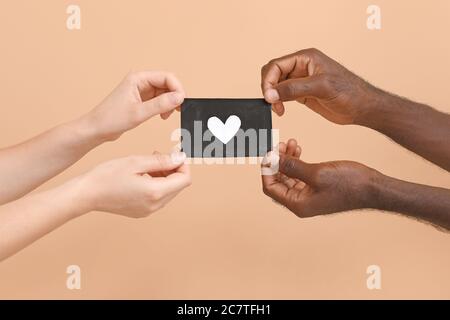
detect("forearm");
top-left (369, 173), bottom-right (450, 230)
top-left (358, 87), bottom-right (450, 171)
top-left (0, 175), bottom-right (91, 262)
top-left (0, 115), bottom-right (104, 204)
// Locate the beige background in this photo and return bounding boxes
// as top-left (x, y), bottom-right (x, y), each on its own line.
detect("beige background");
top-left (0, 0), bottom-right (449, 299)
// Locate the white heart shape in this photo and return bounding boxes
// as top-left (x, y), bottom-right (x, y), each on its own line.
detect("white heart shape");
top-left (207, 115), bottom-right (241, 144)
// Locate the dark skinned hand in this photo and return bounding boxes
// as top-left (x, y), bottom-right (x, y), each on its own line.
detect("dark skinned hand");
top-left (262, 139), bottom-right (379, 217)
top-left (261, 48), bottom-right (374, 124)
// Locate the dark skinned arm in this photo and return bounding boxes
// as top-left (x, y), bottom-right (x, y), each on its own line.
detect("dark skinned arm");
top-left (262, 140), bottom-right (450, 231)
top-left (261, 48), bottom-right (450, 171)
top-left (359, 89), bottom-right (450, 171)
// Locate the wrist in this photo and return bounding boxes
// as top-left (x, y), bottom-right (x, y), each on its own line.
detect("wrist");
top-left (73, 111), bottom-right (115, 145)
top-left (70, 174), bottom-right (98, 216)
top-left (360, 167), bottom-right (387, 210)
top-left (73, 171), bottom-right (103, 213)
top-left (364, 170), bottom-right (399, 212)
top-left (353, 85), bottom-right (390, 128)
top-left (48, 175), bottom-right (95, 220)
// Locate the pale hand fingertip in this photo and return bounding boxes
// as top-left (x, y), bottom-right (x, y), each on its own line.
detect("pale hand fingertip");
top-left (170, 92), bottom-right (184, 106)
top-left (170, 151), bottom-right (186, 165)
top-left (261, 151), bottom-right (280, 176)
top-left (265, 89), bottom-right (280, 103)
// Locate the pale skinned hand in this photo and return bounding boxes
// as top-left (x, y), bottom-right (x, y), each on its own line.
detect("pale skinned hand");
top-left (81, 152), bottom-right (191, 218)
top-left (262, 139), bottom-right (378, 217)
top-left (0, 71), bottom-right (186, 205)
top-left (261, 48), bottom-right (373, 124)
top-left (86, 71), bottom-right (185, 142)
top-left (0, 151), bottom-right (192, 261)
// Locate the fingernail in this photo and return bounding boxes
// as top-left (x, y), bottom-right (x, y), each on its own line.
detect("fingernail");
top-left (171, 151), bottom-right (186, 164)
top-left (170, 92), bottom-right (184, 105)
top-left (261, 151), bottom-right (280, 176)
top-left (262, 151), bottom-right (279, 165)
top-left (265, 89), bottom-right (280, 103)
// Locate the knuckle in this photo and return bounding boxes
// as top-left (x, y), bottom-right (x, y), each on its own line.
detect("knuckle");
top-left (284, 81), bottom-right (298, 97)
top-left (125, 71), bottom-right (139, 83)
top-left (153, 191), bottom-right (163, 201)
top-left (318, 75), bottom-right (331, 92)
top-left (260, 64), bottom-right (269, 77)
top-left (281, 158), bottom-right (297, 175)
top-left (161, 71), bottom-right (178, 86)
top-left (153, 97), bottom-right (168, 113)
top-left (166, 71), bottom-right (176, 80)
top-left (262, 186), bottom-right (271, 197)
top-left (315, 166), bottom-right (333, 185)
top-left (148, 189), bottom-right (163, 201)
top-left (317, 74), bottom-right (336, 95)
top-left (145, 185), bottom-right (158, 199)
top-left (297, 48), bottom-right (320, 60)
top-left (267, 58), bottom-right (279, 67)
top-left (304, 47), bottom-right (319, 55)
top-left (321, 74), bottom-right (333, 87)
top-left (162, 93), bottom-right (173, 105)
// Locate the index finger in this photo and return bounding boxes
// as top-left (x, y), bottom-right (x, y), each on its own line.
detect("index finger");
top-left (261, 173), bottom-right (290, 205)
top-left (260, 51), bottom-right (312, 101)
top-left (152, 169), bottom-right (192, 195)
top-left (261, 151), bottom-right (288, 204)
top-left (132, 71), bottom-right (185, 96)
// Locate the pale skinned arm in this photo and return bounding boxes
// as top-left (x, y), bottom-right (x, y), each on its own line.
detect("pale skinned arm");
top-left (0, 71), bottom-right (185, 204)
top-left (0, 152), bottom-right (191, 262)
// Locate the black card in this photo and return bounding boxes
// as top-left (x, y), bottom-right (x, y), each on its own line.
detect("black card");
top-left (180, 98), bottom-right (272, 158)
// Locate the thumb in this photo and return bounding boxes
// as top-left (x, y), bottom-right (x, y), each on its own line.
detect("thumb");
top-left (279, 155), bottom-right (315, 184)
top-left (274, 75), bottom-right (327, 102)
top-left (141, 91), bottom-right (184, 120)
top-left (134, 152), bottom-right (187, 174)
